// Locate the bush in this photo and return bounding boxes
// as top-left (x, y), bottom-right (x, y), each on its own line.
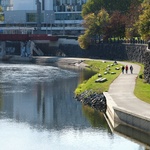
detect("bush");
top-left (139, 74), bottom-right (143, 79)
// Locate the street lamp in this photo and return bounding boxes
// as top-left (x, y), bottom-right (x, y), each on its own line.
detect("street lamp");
top-left (50, 13), bottom-right (54, 35)
top-left (46, 14), bottom-right (48, 34)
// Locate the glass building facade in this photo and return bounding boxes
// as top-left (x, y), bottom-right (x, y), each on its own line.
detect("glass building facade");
top-left (41, 0), bottom-right (87, 12)
top-left (1, 0), bottom-right (13, 11)
top-left (2, 0), bottom-right (87, 35)
top-left (53, 0), bottom-right (87, 12)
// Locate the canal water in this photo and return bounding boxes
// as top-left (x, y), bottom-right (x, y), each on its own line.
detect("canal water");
top-left (0, 63), bottom-right (146, 150)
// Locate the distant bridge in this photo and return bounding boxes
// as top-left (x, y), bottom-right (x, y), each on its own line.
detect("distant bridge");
top-left (0, 34), bottom-right (59, 41)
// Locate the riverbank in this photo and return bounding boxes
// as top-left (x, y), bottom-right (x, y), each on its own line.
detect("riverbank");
top-left (36, 57), bottom-right (150, 136)
top-left (33, 56), bottom-right (150, 136)
top-left (1, 55), bottom-right (150, 138)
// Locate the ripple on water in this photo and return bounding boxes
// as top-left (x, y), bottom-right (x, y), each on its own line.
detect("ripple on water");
top-left (0, 63), bottom-right (77, 84)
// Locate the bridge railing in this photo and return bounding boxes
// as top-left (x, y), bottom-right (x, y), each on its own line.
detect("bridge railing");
top-left (0, 34), bottom-right (59, 41)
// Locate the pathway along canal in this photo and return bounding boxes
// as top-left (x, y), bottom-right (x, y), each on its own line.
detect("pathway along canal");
top-left (0, 62), bottom-right (148, 150)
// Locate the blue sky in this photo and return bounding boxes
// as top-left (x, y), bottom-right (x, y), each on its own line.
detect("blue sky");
top-left (13, 0), bottom-right (36, 10)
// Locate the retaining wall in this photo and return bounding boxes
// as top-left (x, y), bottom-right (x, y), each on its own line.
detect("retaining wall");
top-left (114, 107), bottom-right (150, 133)
top-left (144, 50), bottom-right (150, 83)
top-left (103, 92), bottom-right (150, 136)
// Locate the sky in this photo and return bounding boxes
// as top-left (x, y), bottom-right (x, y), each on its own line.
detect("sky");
top-left (13, 0), bottom-right (36, 10)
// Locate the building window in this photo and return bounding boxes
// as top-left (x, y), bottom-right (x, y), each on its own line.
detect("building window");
top-left (53, 0), bottom-right (87, 12)
top-left (26, 13), bottom-right (36, 22)
top-left (55, 13), bottom-right (82, 20)
top-left (26, 13), bottom-right (44, 23)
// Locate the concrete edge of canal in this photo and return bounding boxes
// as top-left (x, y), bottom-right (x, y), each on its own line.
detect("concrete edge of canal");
top-left (103, 92), bottom-right (150, 135)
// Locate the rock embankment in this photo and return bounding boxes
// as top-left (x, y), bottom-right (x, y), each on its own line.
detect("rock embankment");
top-left (75, 90), bottom-right (107, 112)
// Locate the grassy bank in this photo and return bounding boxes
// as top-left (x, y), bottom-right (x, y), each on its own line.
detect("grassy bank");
top-left (75, 60), bottom-right (121, 94)
top-left (75, 60), bottom-right (150, 104)
top-left (134, 64), bottom-right (150, 104)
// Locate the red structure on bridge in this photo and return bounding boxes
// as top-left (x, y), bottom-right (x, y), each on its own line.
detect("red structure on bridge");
top-left (0, 34), bottom-right (59, 41)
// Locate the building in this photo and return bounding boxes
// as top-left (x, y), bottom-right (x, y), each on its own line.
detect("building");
top-left (1, 0), bottom-right (87, 35)
top-left (0, 0), bottom-right (13, 11)
top-left (41, 0), bottom-right (87, 11)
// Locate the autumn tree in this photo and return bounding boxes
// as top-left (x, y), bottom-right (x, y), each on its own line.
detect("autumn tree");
top-left (106, 11), bottom-right (126, 39)
top-left (136, 0), bottom-right (150, 40)
top-left (125, 0), bottom-right (142, 39)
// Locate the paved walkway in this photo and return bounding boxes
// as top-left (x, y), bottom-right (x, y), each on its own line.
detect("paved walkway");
top-left (108, 62), bottom-right (150, 120)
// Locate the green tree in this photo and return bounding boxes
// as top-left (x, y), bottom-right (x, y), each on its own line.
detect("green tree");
top-left (136, 0), bottom-right (150, 40)
top-left (78, 32), bottom-right (90, 49)
top-left (81, 0), bottom-right (141, 17)
top-left (0, 6), bottom-right (4, 21)
top-left (96, 9), bottom-right (110, 41)
top-left (82, 0), bottom-right (104, 17)
top-left (78, 9), bottom-right (110, 49)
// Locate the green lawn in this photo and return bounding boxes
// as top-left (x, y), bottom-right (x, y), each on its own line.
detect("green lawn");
top-left (75, 60), bottom-right (122, 94)
top-left (75, 60), bottom-right (150, 104)
top-left (134, 64), bottom-right (150, 104)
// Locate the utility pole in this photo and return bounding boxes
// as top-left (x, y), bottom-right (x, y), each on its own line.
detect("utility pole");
top-left (36, 0), bottom-right (41, 33)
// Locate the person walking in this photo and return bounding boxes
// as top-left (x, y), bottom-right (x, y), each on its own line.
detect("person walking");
top-left (130, 65), bottom-right (133, 74)
top-left (125, 65), bottom-right (128, 74)
top-left (121, 66), bottom-right (125, 74)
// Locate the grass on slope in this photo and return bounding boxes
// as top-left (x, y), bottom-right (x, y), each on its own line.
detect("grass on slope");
top-left (75, 60), bottom-right (122, 95)
top-left (134, 64), bottom-right (150, 104)
top-left (75, 60), bottom-right (150, 104)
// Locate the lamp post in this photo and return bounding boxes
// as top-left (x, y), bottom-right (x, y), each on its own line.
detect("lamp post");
top-left (50, 13), bottom-right (53, 35)
top-left (46, 14), bottom-right (48, 34)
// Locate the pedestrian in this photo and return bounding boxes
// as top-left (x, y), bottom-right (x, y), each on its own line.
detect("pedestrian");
top-left (130, 65), bottom-right (133, 74)
top-left (121, 66), bottom-right (125, 74)
top-left (125, 65), bottom-right (128, 74)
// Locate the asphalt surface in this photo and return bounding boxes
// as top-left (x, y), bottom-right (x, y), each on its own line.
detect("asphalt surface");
top-left (108, 62), bottom-right (150, 120)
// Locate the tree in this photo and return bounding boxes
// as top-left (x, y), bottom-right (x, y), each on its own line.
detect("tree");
top-left (82, 0), bottom-right (104, 17)
top-left (125, 0), bottom-right (142, 39)
top-left (95, 9), bottom-right (110, 41)
top-left (0, 6), bottom-right (4, 21)
top-left (81, 0), bottom-right (140, 17)
top-left (106, 11), bottom-right (126, 39)
top-left (78, 9), bottom-right (110, 49)
top-left (81, 0), bottom-right (145, 43)
top-left (78, 32), bottom-right (90, 49)
top-left (136, 0), bottom-right (150, 40)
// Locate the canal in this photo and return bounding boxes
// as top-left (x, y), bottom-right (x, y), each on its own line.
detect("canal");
top-left (0, 62), bottom-right (147, 150)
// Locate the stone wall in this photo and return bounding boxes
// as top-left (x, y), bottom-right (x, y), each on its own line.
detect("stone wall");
top-left (56, 43), bottom-right (147, 62)
top-left (144, 50), bottom-right (150, 83)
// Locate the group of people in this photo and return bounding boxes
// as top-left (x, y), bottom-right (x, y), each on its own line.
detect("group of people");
top-left (122, 65), bottom-right (133, 74)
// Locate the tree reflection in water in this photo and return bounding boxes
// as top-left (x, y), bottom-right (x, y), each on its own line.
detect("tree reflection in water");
top-left (82, 105), bottom-right (110, 130)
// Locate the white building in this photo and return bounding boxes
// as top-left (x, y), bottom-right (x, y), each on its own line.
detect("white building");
top-left (2, 0), bottom-right (87, 35)
top-left (1, 0), bottom-right (13, 11)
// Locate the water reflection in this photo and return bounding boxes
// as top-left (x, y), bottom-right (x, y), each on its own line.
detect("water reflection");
top-left (82, 105), bottom-right (109, 129)
top-left (0, 79), bottom-right (90, 130)
top-left (0, 63), bottom-right (146, 150)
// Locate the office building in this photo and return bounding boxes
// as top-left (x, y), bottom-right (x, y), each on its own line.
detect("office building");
top-left (0, 0), bottom-right (13, 11)
top-left (2, 0), bottom-right (87, 35)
